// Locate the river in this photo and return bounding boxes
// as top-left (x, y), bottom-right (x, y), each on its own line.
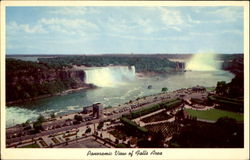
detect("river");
top-left (6, 68), bottom-right (234, 128)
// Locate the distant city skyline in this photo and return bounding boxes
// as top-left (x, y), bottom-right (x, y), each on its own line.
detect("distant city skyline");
top-left (6, 6), bottom-right (244, 55)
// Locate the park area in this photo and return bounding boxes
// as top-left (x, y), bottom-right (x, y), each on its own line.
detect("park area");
top-left (184, 108), bottom-right (243, 122)
top-left (141, 111), bottom-right (173, 123)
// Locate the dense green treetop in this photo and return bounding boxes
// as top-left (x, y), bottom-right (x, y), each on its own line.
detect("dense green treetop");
top-left (38, 55), bottom-right (177, 72)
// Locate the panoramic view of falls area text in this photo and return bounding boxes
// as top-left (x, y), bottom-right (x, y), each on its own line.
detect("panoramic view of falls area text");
top-left (4, 6), bottom-right (245, 151)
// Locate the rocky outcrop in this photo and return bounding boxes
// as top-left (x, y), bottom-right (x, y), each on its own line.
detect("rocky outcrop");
top-left (6, 59), bottom-right (94, 104)
top-left (175, 62), bottom-right (185, 70)
top-left (221, 57), bottom-right (243, 75)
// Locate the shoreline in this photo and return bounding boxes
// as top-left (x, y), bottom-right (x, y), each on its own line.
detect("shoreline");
top-left (6, 86), bottom-right (210, 129)
top-left (5, 70), bottom-right (173, 106)
top-left (6, 85), bottom-right (96, 106)
top-left (6, 88), bottom-right (175, 129)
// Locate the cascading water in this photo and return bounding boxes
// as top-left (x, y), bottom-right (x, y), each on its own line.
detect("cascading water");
top-left (6, 63), bottom-right (234, 127)
top-left (6, 107), bottom-right (39, 127)
top-left (186, 53), bottom-right (222, 71)
top-left (84, 66), bottom-right (136, 87)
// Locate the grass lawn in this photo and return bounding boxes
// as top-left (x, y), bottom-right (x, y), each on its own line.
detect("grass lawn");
top-left (184, 108), bottom-right (243, 122)
top-left (206, 87), bottom-right (216, 92)
top-left (20, 143), bottom-right (40, 148)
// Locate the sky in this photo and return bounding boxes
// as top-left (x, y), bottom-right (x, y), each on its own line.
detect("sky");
top-left (6, 6), bottom-right (244, 55)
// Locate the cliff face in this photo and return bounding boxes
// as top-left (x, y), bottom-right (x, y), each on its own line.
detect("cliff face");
top-left (6, 59), bottom-right (93, 103)
top-left (221, 57), bottom-right (243, 75)
top-left (221, 57), bottom-right (244, 98)
top-left (8, 69), bottom-right (86, 88)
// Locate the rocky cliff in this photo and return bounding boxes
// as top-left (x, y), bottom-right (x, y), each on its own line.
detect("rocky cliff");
top-left (6, 59), bottom-right (94, 104)
top-left (221, 57), bottom-right (244, 98)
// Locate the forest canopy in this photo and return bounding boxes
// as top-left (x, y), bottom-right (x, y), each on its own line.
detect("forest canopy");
top-left (38, 55), bottom-right (177, 72)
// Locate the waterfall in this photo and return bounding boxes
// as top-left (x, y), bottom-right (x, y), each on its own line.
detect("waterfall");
top-left (186, 53), bottom-right (221, 71)
top-left (84, 66), bottom-right (136, 87)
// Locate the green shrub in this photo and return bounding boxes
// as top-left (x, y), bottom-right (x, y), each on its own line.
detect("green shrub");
top-left (74, 115), bottom-right (83, 121)
top-left (85, 128), bottom-right (91, 133)
top-left (123, 98), bottom-right (182, 120)
top-left (161, 87), bottom-right (168, 92)
top-left (115, 143), bottom-right (127, 148)
top-left (208, 95), bottom-right (243, 112)
top-left (120, 117), bottom-right (148, 133)
top-left (97, 122), bottom-right (104, 130)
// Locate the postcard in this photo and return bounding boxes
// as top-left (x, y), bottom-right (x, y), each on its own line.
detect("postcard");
top-left (1, 1), bottom-right (249, 160)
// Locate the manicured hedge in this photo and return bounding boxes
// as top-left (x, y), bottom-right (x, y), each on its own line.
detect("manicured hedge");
top-left (162, 99), bottom-right (183, 111)
top-left (208, 95), bottom-right (243, 112)
top-left (124, 98), bottom-right (182, 119)
top-left (115, 143), bottom-right (127, 148)
top-left (130, 104), bottom-right (161, 119)
top-left (120, 117), bottom-right (148, 133)
top-left (190, 98), bottom-right (204, 104)
top-left (211, 95), bottom-right (243, 103)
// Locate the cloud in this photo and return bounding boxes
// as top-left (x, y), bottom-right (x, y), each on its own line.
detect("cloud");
top-left (209, 7), bottom-right (242, 22)
top-left (109, 32), bottom-right (191, 41)
top-left (7, 17), bottom-right (98, 37)
top-left (221, 29), bottom-right (243, 35)
top-left (136, 18), bottom-right (155, 34)
top-left (48, 7), bottom-right (100, 17)
top-left (189, 32), bottom-right (214, 37)
top-left (187, 15), bottom-right (203, 24)
top-left (40, 18), bottom-right (99, 37)
top-left (7, 21), bottom-right (47, 34)
top-left (157, 7), bottom-right (203, 32)
top-left (158, 7), bottom-right (186, 31)
top-left (106, 17), bottom-right (137, 33)
top-left (7, 16), bottom-right (99, 42)
top-left (49, 7), bottom-right (87, 16)
top-left (6, 6), bottom-right (244, 54)
top-left (106, 15), bottom-right (158, 35)
top-left (39, 18), bottom-right (98, 30)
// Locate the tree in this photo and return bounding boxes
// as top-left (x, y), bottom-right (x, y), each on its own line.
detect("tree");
top-left (97, 122), bottom-right (104, 130)
top-left (50, 112), bottom-right (56, 119)
top-left (216, 117), bottom-right (237, 133)
top-left (216, 81), bottom-right (228, 96)
top-left (169, 118), bottom-right (243, 148)
top-left (37, 115), bottom-right (45, 123)
top-left (161, 87), bottom-right (168, 92)
top-left (115, 139), bottom-right (119, 144)
top-left (33, 115), bottom-right (45, 132)
top-left (74, 115), bottom-right (83, 121)
top-left (33, 121), bottom-right (43, 132)
top-left (85, 128), bottom-right (91, 134)
top-left (25, 120), bottom-right (31, 124)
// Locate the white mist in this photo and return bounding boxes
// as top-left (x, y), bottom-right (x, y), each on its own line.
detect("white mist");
top-left (186, 53), bottom-right (221, 71)
top-left (84, 66), bottom-right (136, 87)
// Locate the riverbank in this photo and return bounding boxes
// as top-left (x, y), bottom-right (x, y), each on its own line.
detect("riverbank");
top-left (6, 85), bottom-right (96, 106)
top-left (6, 70), bottom-right (176, 106)
top-left (6, 85), bottom-right (212, 147)
top-left (6, 85), bottom-right (205, 130)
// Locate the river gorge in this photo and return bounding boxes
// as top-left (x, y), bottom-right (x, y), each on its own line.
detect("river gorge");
top-left (6, 64), bottom-right (234, 127)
